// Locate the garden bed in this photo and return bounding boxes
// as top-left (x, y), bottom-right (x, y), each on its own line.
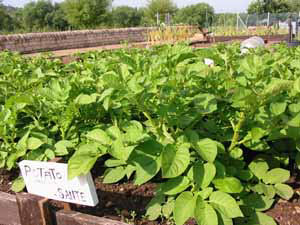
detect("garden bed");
top-left (1, 42), bottom-right (300, 225)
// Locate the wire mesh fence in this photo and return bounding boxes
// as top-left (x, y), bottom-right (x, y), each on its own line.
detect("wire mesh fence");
top-left (210, 12), bottom-right (300, 37)
top-left (150, 12), bottom-right (300, 39)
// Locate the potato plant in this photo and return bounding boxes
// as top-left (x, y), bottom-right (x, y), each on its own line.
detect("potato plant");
top-left (1, 44), bottom-right (300, 225)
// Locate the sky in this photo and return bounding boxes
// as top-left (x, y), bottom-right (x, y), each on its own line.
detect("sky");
top-left (2, 0), bottom-right (253, 13)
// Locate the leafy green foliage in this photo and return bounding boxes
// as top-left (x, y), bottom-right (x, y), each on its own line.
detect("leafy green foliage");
top-left (248, 0), bottom-right (291, 14)
top-left (143, 0), bottom-right (177, 25)
top-left (1, 43), bottom-right (299, 225)
top-left (274, 183), bottom-right (294, 200)
top-left (0, 2), bottom-right (18, 32)
top-left (174, 3), bottom-right (214, 27)
top-left (162, 144), bottom-right (190, 178)
top-left (195, 197), bottom-right (218, 225)
top-left (193, 162), bottom-right (216, 189)
top-left (103, 167), bottom-right (126, 184)
top-left (145, 194), bottom-right (165, 220)
top-left (161, 176), bottom-right (190, 195)
top-left (194, 138), bottom-right (218, 162)
top-left (62, 0), bottom-right (112, 28)
top-left (262, 168), bottom-right (290, 184)
top-left (22, 0), bottom-right (58, 31)
top-left (11, 177), bottom-right (25, 192)
top-left (68, 143), bottom-right (105, 179)
top-left (110, 6), bottom-right (143, 28)
top-left (174, 192), bottom-right (196, 225)
top-left (213, 177), bottom-right (243, 193)
top-left (209, 191), bottom-right (243, 218)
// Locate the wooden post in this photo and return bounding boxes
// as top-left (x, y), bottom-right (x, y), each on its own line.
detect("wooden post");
top-left (16, 193), bottom-right (54, 225)
top-left (0, 191), bottom-right (21, 225)
top-left (56, 210), bottom-right (130, 225)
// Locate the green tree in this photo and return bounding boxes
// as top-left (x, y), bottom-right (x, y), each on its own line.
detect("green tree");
top-left (0, 1), bottom-right (18, 32)
top-left (174, 3), bottom-right (214, 28)
top-left (143, 0), bottom-right (177, 25)
top-left (248, 0), bottom-right (265, 14)
top-left (62, 0), bottom-right (112, 29)
top-left (248, 0), bottom-right (291, 14)
top-left (22, 0), bottom-right (56, 31)
top-left (50, 3), bottom-right (69, 30)
top-left (0, 1), bottom-right (7, 30)
top-left (110, 6), bottom-right (143, 28)
top-left (287, 0), bottom-right (300, 12)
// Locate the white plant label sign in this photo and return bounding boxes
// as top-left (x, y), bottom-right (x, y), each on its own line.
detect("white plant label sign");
top-left (19, 160), bottom-right (99, 206)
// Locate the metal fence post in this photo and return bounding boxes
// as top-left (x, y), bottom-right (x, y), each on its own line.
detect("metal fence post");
top-left (288, 17), bottom-right (292, 42)
top-left (236, 13), bottom-right (239, 31)
top-left (297, 14), bottom-right (299, 39)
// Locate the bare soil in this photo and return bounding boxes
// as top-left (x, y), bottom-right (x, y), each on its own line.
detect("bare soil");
top-left (267, 200), bottom-right (300, 225)
top-left (0, 169), bottom-right (18, 194)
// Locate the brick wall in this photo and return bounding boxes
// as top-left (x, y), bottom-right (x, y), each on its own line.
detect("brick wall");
top-left (0, 27), bottom-right (157, 54)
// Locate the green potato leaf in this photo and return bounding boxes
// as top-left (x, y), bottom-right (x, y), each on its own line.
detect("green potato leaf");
top-left (270, 102), bottom-right (287, 116)
top-left (194, 138), bottom-right (218, 162)
top-left (274, 183), bottom-right (294, 200)
top-left (209, 191), bottom-right (243, 218)
top-left (262, 168), bottom-right (290, 184)
top-left (193, 162), bottom-right (216, 189)
top-left (162, 144), bottom-right (190, 178)
top-left (86, 129), bottom-right (112, 146)
top-left (103, 167), bottom-right (126, 184)
top-left (11, 177), bottom-right (25, 193)
top-left (146, 194), bottom-right (164, 220)
top-left (195, 197), bottom-right (218, 225)
top-left (68, 143), bottom-right (103, 180)
top-left (249, 159), bottom-right (269, 180)
top-left (174, 192), bottom-right (197, 225)
top-left (27, 137), bottom-right (44, 150)
top-left (161, 176), bottom-right (190, 195)
top-left (213, 177), bottom-right (244, 193)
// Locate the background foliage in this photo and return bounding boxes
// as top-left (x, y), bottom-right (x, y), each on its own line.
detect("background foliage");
top-left (1, 0), bottom-right (299, 34)
top-left (174, 3), bottom-right (214, 28)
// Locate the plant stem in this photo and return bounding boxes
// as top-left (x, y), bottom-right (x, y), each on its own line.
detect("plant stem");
top-left (229, 112), bottom-right (245, 152)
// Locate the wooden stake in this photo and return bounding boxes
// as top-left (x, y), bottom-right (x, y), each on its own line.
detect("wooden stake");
top-left (63, 202), bottom-right (72, 211)
top-left (16, 193), bottom-right (53, 225)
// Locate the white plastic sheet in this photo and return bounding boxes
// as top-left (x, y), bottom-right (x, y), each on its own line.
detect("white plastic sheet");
top-left (241, 36), bottom-right (265, 54)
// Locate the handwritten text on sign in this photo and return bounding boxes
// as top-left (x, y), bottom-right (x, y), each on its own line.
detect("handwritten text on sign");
top-left (19, 160), bottom-right (99, 206)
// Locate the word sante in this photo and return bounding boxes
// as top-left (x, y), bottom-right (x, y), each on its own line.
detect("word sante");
top-left (55, 188), bottom-right (86, 202)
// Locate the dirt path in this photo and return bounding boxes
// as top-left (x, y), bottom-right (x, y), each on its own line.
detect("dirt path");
top-left (25, 42), bottom-right (150, 58)
top-left (24, 38), bottom-right (286, 64)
